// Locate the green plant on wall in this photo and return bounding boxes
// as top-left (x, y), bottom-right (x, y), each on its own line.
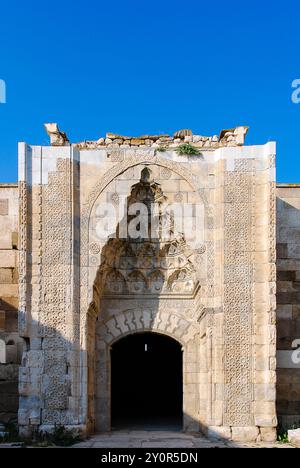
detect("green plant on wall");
top-left (175, 143), bottom-right (201, 155)
top-left (155, 145), bottom-right (167, 153)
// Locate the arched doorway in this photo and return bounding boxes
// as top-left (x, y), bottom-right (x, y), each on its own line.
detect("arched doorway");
top-left (111, 332), bottom-right (183, 430)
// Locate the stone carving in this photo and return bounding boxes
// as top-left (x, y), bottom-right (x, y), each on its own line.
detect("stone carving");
top-left (167, 269), bottom-right (195, 293)
top-left (234, 158), bottom-right (253, 172)
top-left (90, 242), bottom-right (101, 255)
top-left (148, 270), bottom-right (165, 293)
top-left (81, 154), bottom-right (212, 330)
top-left (93, 168), bottom-right (199, 299)
top-left (18, 181), bottom-right (27, 336)
top-left (269, 154), bottom-right (276, 169)
top-left (160, 167), bottom-right (172, 179)
top-left (108, 150), bottom-right (124, 162)
top-left (38, 158), bottom-right (73, 422)
top-left (44, 123), bottom-right (70, 146)
top-left (196, 245), bottom-right (206, 255)
top-left (127, 270), bottom-right (147, 294)
top-left (110, 192), bottom-right (119, 205)
top-left (174, 192), bottom-right (184, 203)
top-left (98, 309), bottom-right (199, 346)
top-left (223, 164), bottom-right (253, 426)
top-left (15, 129), bottom-right (278, 440)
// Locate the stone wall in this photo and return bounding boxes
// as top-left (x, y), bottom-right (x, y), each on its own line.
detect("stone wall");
top-left (0, 148), bottom-right (300, 438)
top-left (0, 183), bottom-right (20, 421)
top-left (276, 185), bottom-right (300, 429)
top-left (16, 139), bottom-right (277, 441)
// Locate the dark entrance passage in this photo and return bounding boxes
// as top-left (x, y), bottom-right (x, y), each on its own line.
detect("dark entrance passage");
top-left (111, 332), bottom-right (183, 430)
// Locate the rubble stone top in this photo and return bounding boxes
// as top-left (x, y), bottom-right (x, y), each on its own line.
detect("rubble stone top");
top-left (44, 124), bottom-right (249, 150)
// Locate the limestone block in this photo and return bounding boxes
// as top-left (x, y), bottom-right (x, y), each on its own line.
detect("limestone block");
top-left (213, 400), bottom-right (223, 426)
top-left (186, 373), bottom-right (199, 384)
top-left (0, 250), bottom-right (16, 268)
top-left (231, 427), bottom-right (260, 442)
top-left (255, 355), bottom-right (270, 371)
top-left (254, 401), bottom-right (277, 419)
top-left (0, 234), bottom-right (12, 249)
top-left (254, 384), bottom-right (276, 401)
top-left (288, 428), bottom-right (300, 447)
top-left (0, 268), bottom-right (13, 283)
top-left (254, 416), bottom-right (278, 427)
top-left (207, 426), bottom-right (231, 441)
top-left (254, 370), bottom-right (276, 385)
top-left (253, 282), bottom-right (270, 303)
top-left (253, 263), bottom-right (272, 282)
top-left (0, 284), bottom-right (18, 296)
top-left (0, 198), bottom-right (9, 215)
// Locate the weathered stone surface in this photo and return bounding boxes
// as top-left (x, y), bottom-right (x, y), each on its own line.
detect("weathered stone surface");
top-left (288, 428), bottom-right (300, 447)
top-left (231, 427), bottom-right (260, 442)
top-left (207, 426), bottom-right (231, 440)
top-left (70, 126), bottom-right (250, 150)
top-left (0, 269), bottom-right (13, 284)
top-left (0, 251), bottom-right (16, 268)
top-left (174, 129), bottom-right (193, 139)
top-left (260, 427), bottom-right (277, 442)
top-left (44, 123), bottom-right (70, 146)
top-left (0, 199), bottom-right (8, 216)
top-left (3, 131), bottom-right (300, 439)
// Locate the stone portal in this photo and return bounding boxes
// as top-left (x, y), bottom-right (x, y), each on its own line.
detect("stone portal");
top-left (16, 129), bottom-right (278, 442)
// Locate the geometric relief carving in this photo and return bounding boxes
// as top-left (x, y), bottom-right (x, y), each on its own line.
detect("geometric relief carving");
top-left (223, 169), bottom-right (253, 427)
top-left (224, 265), bottom-right (251, 284)
top-left (234, 158), bottom-right (254, 172)
top-left (90, 242), bottom-right (101, 255)
top-left (99, 309), bottom-right (199, 346)
top-left (39, 158), bottom-right (72, 420)
top-left (44, 377), bottom-right (69, 411)
top-left (19, 181), bottom-right (28, 335)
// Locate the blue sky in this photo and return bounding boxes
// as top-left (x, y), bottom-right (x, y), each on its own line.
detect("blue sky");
top-left (0, 0), bottom-right (299, 182)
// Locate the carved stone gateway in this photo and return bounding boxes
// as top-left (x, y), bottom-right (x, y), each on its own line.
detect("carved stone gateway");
top-left (17, 134), bottom-right (277, 442)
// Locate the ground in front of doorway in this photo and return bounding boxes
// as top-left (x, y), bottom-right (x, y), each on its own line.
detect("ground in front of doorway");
top-left (70, 430), bottom-right (294, 449)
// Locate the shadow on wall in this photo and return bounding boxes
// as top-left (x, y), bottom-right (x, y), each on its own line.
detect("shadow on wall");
top-left (15, 166), bottom-right (278, 445)
top-left (0, 299), bottom-right (25, 422)
top-left (17, 312), bottom-right (244, 446)
top-left (276, 198), bottom-right (300, 429)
